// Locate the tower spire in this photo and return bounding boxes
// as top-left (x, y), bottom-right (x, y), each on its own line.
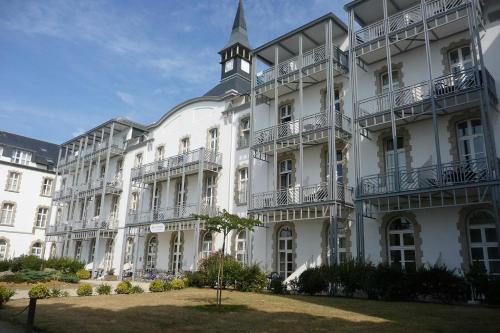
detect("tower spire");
top-left (224, 0), bottom-right (250, 49)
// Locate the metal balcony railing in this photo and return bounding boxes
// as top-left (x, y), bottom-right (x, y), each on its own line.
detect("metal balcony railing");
top-left (358, 68), bottom-right (491, 118)
top-left (53, 187), bottom-right (73, 200)
top-left (253, 111), bottom-right (352, 146)
top-left (256, 44), bottom-right (347, 86)
top-left (46, 223), bottom-right (70, 234)
top-left (58, 140), bottom-right (126, 168)
top-left (131, 148), bottom-right (222, 180)
top-left (354, 0), bottom-right (469, 47)
top-left (359, 157), bottom-right (490, 196)
top-left (127, 202), bottom-right (218, 225)
top-left (75, 175), bottom-right (123, 193)
top-left (71, 214), bottom-right (119, 231)
top-left (252, 183), bottom-right (352, 209)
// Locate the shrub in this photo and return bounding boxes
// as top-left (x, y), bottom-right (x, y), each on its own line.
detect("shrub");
top-left (10, 256), bottom-right (44, 272)
top-left (76, 283), bottom-right (93, 296)
top-left (0, 260), bottom-right (11, 272)
top-left (466, 263), bottom-right (489, 300)
top-left (0, 286), bottom-right (15, 307)
top-left (149, 279), bottom-right (167, 292)
top-left (49, 288), bottom-right (63, 298)
top-left (0, 269), bottom-right (53, 283)
top-left (235, 264), bottom-right (267, 292)
top-left (28, 283), bottom-right (50, 299)
top-left (185, 271), bottom-right (207, 288)
top-left (76, 269), bottom-right (91, 280)
top-left (130, 285), bottom-right (144, 294)
top-left (269, 278), bottom-right (286, 294)
top-left (198, 252), bottom-right (243, 288)
top-left (414, 264), bottom-right (467, 303)
top-left (485, 278), bottom-right (500, 305)
top-left (170, 278), bottom-right (186, 290)
top-left (297, 267), bottom-right (328, 295)
top-left (44, 258), bottom-right (84, 274)
top-left (96, 283), bottom-right (112, 295)
top-left (115, 280), bottom-right (132, 294)
top-left (57, 273), bottom-right (80, 284)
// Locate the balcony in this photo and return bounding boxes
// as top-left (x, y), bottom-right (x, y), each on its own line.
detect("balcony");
top-left (251, 182), bottom-right (353, 210)
top-left (71, 214), bottom-right (119, 231)
top-left (359, 158), bottom-right (491, 197)
top-left (131, 148), bottom-right (222, 182)
top-left (357, 69), bottom-right (496, 130)
top-left (252, 111), bottom-right (351, 151)
top-left (76, 176), bottom-right (123, 198)
top-left (127, 202), bottom-right (218, 226)
top-left (46, 223), bottom-right (70, 235)
top-left (53, 187), bottom-right (73, 201)
top-left (58, 140), bottom-right (126, 169)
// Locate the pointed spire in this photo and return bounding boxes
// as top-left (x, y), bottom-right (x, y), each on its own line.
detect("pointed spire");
top-left (223, 0), bottom-right (250, 49)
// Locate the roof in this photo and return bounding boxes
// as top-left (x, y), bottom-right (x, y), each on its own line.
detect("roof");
top-left (0, 130), bottom-right (59, 168)
top-left (222, 0), bottom-right (251, 50)
top-left (203, 74), bottom-right (250, 97)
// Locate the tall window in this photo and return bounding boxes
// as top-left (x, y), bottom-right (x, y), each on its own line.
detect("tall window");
top-left (449, 46), bottom-right (472, 73)
top-left (6, 172), bottom-right (21, 192)
top-left (55, 208), bottom-right (62, 224)
top-left (94, 196), bottom-right (101, 217)
top-left (41, 178), bottom-right (53, 196)
top-left (236, 230), bottom-right (246, 264)
top-left (279, 104), bottom-right (292, 124)
top-left (134, 153), bottom-right (143, 168)
top-left (278, 226), bottom-right (293, 278)
top-left (116, 159), bottom-right (123, 177)
top-left (49, 244), bottom-right (57, 259)
top-left (125, 237), bottom-right (134, 264)
top-left (208, 128), bottom-right (219, 152)
top-left (88, 239), bottom-right (96, 263)
top-left (238, 168), bottom-right (248, 204)
top-left (279, 160), bottom-right (293, 189)
top-left (175, 181), bottom-right (187, 208)
top-left (104, 239), bottom-right (114, 272)
top-left (385, 137), bottom-right (406, 191)
top-left (457, 119), bottom-right (485, 161)
top-left (130, 192), bottom-right (139, 213)
top-left (155, 146), bottom-right (165, 161)
top-left (334, 89), bottom-right (341, 112)
top-left (381, 71), bottom-right (400, 93)
top-left (0, 240), bottom-right (7, 260)
top-left (11, 149), bottom-right (31, 165)
top-left (1, 203), bottom-right (15, 225)
top-left (74, 241), bottom-right (82, 260)
top-left (31, 242), bottom-right (43, 258)
top-left (35, 207), bottom-right (49, 228)
top-left (152, 185), bottom-right (161, 211)
top-left (100, 164), bottom-right (106, 179)
top-left (201, 232), bottom-right (213, 259)
top-left (239, 117), bottom-right (250, 148)
top-left (326, 224), bottom-right (348, 264)
top-left (171, 233), bottom-right (183, 273)
top-left (180, 138), bottom-right (190, 154)
top-left (204, 175), bottom-right (216, 206)
top-left (468, 211), bottom-right (499, 275)
top-left (388, 218), bottom-right (416, 271)
top-left (146, 236), bottom-right (158, 270)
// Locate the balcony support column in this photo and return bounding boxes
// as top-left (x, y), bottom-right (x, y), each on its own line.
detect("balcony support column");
top-left (117, 226), bottom-right (129, 279)
top-left (383, 0), bottom-right (400, 192)
top-left (421, 0), bottom-right (443, 184)
top-left (194, 147), bottom-right (205, 270)
top-left (273, 46), bottom-right (279, 205)
top-left (249, 54), bottom-right (257, 210)
top-left (165, 169), bottom-right (171, 219)
top-left (150, 176), bottom-right (157, 222)
top-left (298, 33), bottom-right (304, 204)
top-left (132, 228), bottom-right (141, 282)
top-left (326, 19), bottom-right (338, 265)
top-left (92, 122), bottom-right (115, 279)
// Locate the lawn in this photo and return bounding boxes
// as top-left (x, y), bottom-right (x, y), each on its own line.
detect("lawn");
top-left (0, 288), bottom-right (499, 333)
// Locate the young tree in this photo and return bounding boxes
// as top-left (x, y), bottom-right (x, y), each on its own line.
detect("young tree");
top-left (193, 209), bottom-right (261, 311)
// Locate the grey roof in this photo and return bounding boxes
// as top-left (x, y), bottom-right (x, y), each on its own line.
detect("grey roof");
top-left (0, 130), bottom-right (59, 170)
top-left (223, 0), bottom-right (250, 50)
top-left (203, 74), bottom-right (250, 97)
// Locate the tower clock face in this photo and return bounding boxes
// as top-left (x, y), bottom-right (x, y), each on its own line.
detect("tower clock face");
top-left (241, 59), bottom-right (250, 73)
top-left (225, 59), bottom-right (234, 73)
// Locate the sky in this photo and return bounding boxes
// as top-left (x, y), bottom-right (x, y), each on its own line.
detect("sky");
top-left (0, 0), bottom-right (349, 144)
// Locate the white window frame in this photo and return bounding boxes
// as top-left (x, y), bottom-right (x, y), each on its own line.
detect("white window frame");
top-left (1, 203), bottom-right (15, 225)
top-left (11, 150), bottom-right (31, 165)
top-left (146, 236), bottom-right (158, 270)
top-left (204, 175), bottom-right (216, 207)
top-left (0, 240), bottom-right (8, 260)
top-left (125, 237), bottom-right (134, 264)
top-left (201, 232), bottom-right (213, 259)
top-left (208, 128), bottom-right (219, 152)
top-left (171, 233), bottom-right (183, 273)
top-left (35, 207), bottom-right (49, 228)
top-left (236, 229), bottom-right (246, 264)
top-left (326, 224), bottom-right (348, 264)
top-left (381, 70), bottom-right (400, 93)
top-left (104, 239), bottom-right (114, 272)
top-left (155, 146), bottom-right (165, 161)
top-left (468, 211), bottom-right (499, 275)
top-left (6, 172), bottom-right (21, 192)
top-left (180, 138), bottom-right (190, 154)
top-left (31, 242), bottom-right (43, 258)
top-left (134, 153), bottom-right (143, 168)
top-left (278, 226), bottom-right (293, 278)
top-left (279, 104), bottom-right (292, 124)
top-left (238, 168), bottom-right (248, 204)
top-left (239, 117), bottom-right (250, 148)
top-left (130, 192), bottom-right (139, 214)
top-left (449, 45), bottom-right (472, 73)
top-left (387, 218), bottom-right (416, 271)
top-left (457, 119), bottom-right (485, 161)
top-left (74, 240), bottom-right (83, 260)
top-left (41, 178), bottom-right (53, 196)
top-left (279, 160), bottom-right (293, 189)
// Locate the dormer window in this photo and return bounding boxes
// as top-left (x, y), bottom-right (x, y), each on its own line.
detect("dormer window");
top-left (11, 149), bottom-right (31, 165)
top-left (225, 59), bottom-right (234, 73)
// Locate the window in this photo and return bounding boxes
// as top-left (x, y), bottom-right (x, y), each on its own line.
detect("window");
top-left (155, 146), bottom-right (164, 161)
top-left (134, 153), bottom-right (143, 168)
top-left (74, 241), bottom-right (82, 260)
top-left (171, 233), bottom-right (183, 273)
top-left (49, 244), bottom-right (56, 259)
top-left (175, 181), bottom-right (187, 208)
top-left (0, 240), bottom-right (7, 260)
top-left (385, 137), bottom-right (406, 173)
top-left (6, 172), bottom-right (21, 192)
top-left (239, 117), bottom-right (250, 148)
top-left (326, 224), bottom-right (348, 264)
top-left (279, 104), bottom-right (292, 124)
top-left (116, 159), bottom-right (123, 176)
top-left (11, 149), bottom-right (31, 165)
top-left (241, 59), bottom-right (250, 73)
top-left (104, 239), bottom-right (114, 272)
top-left (238, 168), bottom-right (248, 204)
top-left (449, 46), bottom-right (472, 73)
top-left (457, 119), bottom-right (485, 161)
top-left (334, 89), bottom-right (341, 112)
top-left (381, 71), bottom-right (400, 93)
top-left (100, 164), bottom-right (106, 179)
top-left (125, 237), bottom-right (135, 264)
top-left (146, 236), bottom-right (158, 270)
top-left (88, 239), bottom-right (96, 263)
top-left (225, 58), bottom-right (234, 73)
top-left (208, 128), bottom-right (219, 152)
top-left (130, 192), bottom-right (139, 213)
top-left (1, 203), bottom-right (15, 225)
top-left (152, 184), bottom-right (161, 211)
top-left (180, 138), bottom-right (190, 154)
top-left (236, 230), bottom-right (246, 264)
top-left (204, 175), bottom-right (216, 207)
top-left (94, 196), bottom-right (101, 217)
top-left (468, 211), bottom-right (499, 275)
top-left (55, 208), bottom-right (62, 224)
top-left (279, 160), bottom-right (293, 189)
top-left (31, 242), bottom-right (43, 258)
top-left (35, 207), bottom-right (49, 228)
top-left (201, 232), bottom-right (213, 259)
top-left (278, 226), bottom-right (293, 278)
top-left (388, 218), bottom-right (416, 271)
top-left (41, 178), bottom-right (53, 196)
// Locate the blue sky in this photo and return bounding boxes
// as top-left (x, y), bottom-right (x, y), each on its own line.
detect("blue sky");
top-left (0, 0), bottom-right (348, 143)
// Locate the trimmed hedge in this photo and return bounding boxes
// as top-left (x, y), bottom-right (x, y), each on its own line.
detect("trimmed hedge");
top-left (115, 281), bottom-right (132, 294)
top-left (0, 286), bottom-right (15, 307)
top-left (76, 284), bottom-right (93, 296)
top-left (96, 284), bottom-right (112, 295)
top-left (28, 284), bottom-right (50, 299)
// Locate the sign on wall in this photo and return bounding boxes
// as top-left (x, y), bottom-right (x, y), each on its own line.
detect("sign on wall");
top-left (150, 223), bottom-right (165, 233)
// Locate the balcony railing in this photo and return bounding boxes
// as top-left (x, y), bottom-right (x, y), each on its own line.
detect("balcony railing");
top-left (358, 68), bottom-right (491, 118)
top-left (46, 223), bottom-right (70, 234)
top-left (131, 148), bottom-right (222, 180)
top-left (71, 214), bottom-right (119, 231)
top-left (53, 187), bottom-right (73, 201)
top-left (253, 111), bottom-right (352, 146)
top-left (252, 182), bottom-right (352, 209)
top-left (58, 140), bottom-right (126, 168)
top-left (75, 175), bottom-right (123, 193)
top-left (359, 157), bottom-right (490, 196)
top-left (256, 44), bottom-right (347, 86)
top-left (355, 0), bottom-right (468, 47)
top-left (127, 202), bottom-right (218, 225)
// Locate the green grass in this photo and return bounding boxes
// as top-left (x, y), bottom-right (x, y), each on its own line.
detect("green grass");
top-left (0, 288), bottom-right (499, 333)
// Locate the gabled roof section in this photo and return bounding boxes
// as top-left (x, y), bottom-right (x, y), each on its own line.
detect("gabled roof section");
top-left (222, 0), bottom-right (251, 50)
top-left (204, 74), bottom-right (250, 97)
top-left (0, 130), bottom-right (59, 168)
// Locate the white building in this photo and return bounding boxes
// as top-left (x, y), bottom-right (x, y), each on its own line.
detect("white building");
top-left (45, 0), bottom-right (500, 279)
top-left (0, 131), bottom-right (59, 260)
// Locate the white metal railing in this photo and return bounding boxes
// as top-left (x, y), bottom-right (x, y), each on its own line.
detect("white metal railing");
top-left (360, 157), bottom-right (489, 196)
top-left (302, 44), bottom-right (327, 67)
top-left (46, 223), bottom-right (70, 234)
top-left (53, 187), bottom-right (72, 200)
top-left (127, 202), bottom-right (218, 225)
top-left (276, 120), bottom-right (300, 139)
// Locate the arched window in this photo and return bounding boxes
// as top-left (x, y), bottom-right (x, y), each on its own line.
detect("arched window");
top-left (236, 230), bottom-right (246, 264)
top-left (49, 244), bottom-right (56, 259)
top-left (104, 239), bottom-right (114, 272)
top-left (388, 218), bottom-right (416, 271)
top-left (201, 232), bottom-right (213, 259)
top-left (31, 241), bottom-right (43, 258)
top-left (125, 237), bottom-right (135, 264)
top-left (468, 211), bottom-right (499, 274)
top-left (146, 236), bottom-right (158, 270)
top-left (278, 226), bottom-right (293, 278)
top-left (171, 233), bottom-right (183, 273)
top-left (0, 239), bottom-right (8, 260)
